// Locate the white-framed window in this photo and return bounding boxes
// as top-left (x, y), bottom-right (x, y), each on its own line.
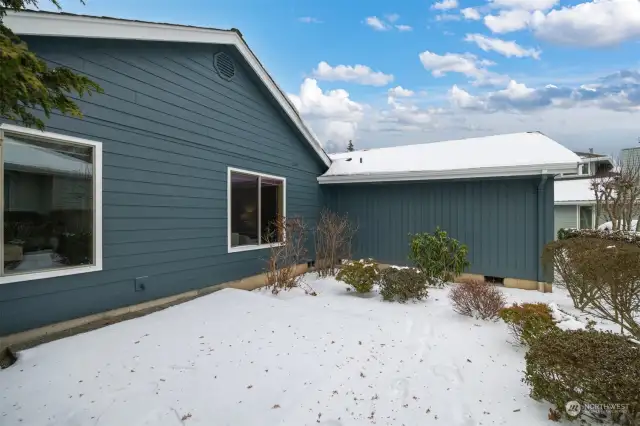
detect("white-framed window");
top-left (0, 124), bottom-right (103, 284)
top-left (577, 205), bottom-right (595, 229)
top-left (227, 167), bottom-right (286, 253)
top-left (578, 163), bottom-right (590, 175)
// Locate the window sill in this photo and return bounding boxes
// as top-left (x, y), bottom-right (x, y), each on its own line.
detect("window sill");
top-left (0, 264), bottom-right (102, 285)
top-left (228, 242), bottom-right (284, 253)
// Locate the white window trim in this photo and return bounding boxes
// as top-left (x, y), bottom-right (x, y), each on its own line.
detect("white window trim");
top-left (227, 167), bottom-right (286, 253)
top-left (0, 123), bottom-right (103, 284)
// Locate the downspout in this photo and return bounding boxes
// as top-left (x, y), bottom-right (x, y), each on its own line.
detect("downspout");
top-left (537, 173), bottom-right (548, 292)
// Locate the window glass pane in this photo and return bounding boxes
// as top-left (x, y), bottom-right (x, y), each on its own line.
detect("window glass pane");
top-left (230, 172), bottom-right (259, 247)
top-left (3, 135), bottom-right (94, 274)
top-left (580, 163), bottom-right (589, 175)
top-left (579, 206), bottom-right (593, 229)
top-left (261, 177), bottom-right (284, 243)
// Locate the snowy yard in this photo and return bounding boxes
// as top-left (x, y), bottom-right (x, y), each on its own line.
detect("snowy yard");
top-left (0, 274), bottom-right (607, 426)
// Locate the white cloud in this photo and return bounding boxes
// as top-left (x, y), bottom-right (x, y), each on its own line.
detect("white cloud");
top-left (489, 0), bottom-right (559, 11)
top-left (461, 7), bottom-right (481, 20)
top-left (450, 85), bottom-right (487, 109)
top-left (435, 13), bottom-right (462, 21)
top-left (388, 86), bottom-right (415, 97)
top-left (379, 97), bottom-right (439, 131)
top-left (298, 17), bottom-right (323, 24)
top-left (531, 0), bottom-right (640, 47)
top-left (312, 61), bottom-right (394, 86)
top-left (365, 14), bottom-right (412, 32)
top-left (418, 51), bottom-right (508, 86)
top-left (464, 33), bottom-right (541, 58)
top-left (395, 24), bottom-right (413, 31)
top-left (432, 0), bottom-right (459, 10)
top-left (288, 79), bottom-right (365, 150)
top-left (448, 73), bottom-right (640, 113)
top-left (484, 9), bottom-right (533, 33)
top-left (385, 13), bottom-right (400, 23)
top-left (365, 16), bottom-right (391, 31)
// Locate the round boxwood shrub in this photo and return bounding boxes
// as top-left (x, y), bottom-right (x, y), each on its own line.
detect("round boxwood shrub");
top-left (498, 303), bottom-right (557, 346)
top-left (378, 267), bottom-right (428, 303)
top-left (524, 328), bottom-right (640, 425)
top-left (336, 259), bottom-right (379, 293)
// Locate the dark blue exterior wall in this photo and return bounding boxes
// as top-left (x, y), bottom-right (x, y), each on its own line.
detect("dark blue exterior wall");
top-left (323, 177), bottom-right (554, 282)
top-left (0, 37), bottom-right (326, 335)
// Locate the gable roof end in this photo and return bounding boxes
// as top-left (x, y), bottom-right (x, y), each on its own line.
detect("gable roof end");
top-left (319, 132), bottom-right (581, 184)
top-left (3, 10), bottom-right (331, 168)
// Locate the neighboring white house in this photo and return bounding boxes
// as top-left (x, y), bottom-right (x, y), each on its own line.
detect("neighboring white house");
top-left (553, 150), bottom-right (613, 237)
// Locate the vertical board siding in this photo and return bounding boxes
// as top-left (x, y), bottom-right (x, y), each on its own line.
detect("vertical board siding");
top-left (0, 37), bottom-right (326, 335)
top-left (324, 177), bottom-right (552, 282)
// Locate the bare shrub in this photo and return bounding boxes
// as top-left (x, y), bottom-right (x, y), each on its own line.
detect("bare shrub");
top-left (592, 153), bottom-right (640, 231)
top-left (449, 280), bottom-right (506, 320)
top-left (544, 237), bottom-right (640, 339)
top-left (314, 208), bottom-right (357, 277)
top-left (264, 216), bottom-right (314, 295)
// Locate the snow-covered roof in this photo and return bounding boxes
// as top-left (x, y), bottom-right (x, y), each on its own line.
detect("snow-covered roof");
top-left (554, 178), bottom-right (595, 204)
top-left (4, 135), bottom-right (92, 176)
top-left (320, 132), bottom-right (581, 184)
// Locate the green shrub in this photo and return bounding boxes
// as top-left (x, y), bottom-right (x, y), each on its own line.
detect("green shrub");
top-left (498, 303), bottom-right (557, 346)
top-left (336, 259), bottom-right (379, 293)
top-left (378, 267), bottom-right (428, 302)
top-left (525, 328), bottom-right (640, 425)
top-left (557, 227), bottom-right (640, 248)
top-left (408, 228), bottom-right (469, 287)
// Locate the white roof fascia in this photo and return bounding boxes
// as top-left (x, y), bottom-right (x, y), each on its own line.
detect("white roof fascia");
top-left (317, 163), bottom-right (575, 184)
top-left (555, 201), bottom-right (596, 206)
top-left (4, 11), bottom-right (332, 168)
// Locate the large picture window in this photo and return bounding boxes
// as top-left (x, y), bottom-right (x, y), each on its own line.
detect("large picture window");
top-left (0, 124), bottom-right (102, 284)
top-left (228, 168), bottom-right (285, 252)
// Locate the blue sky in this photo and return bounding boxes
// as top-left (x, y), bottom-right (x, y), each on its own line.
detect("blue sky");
top-left (51, 0), bottom-right (640, 154)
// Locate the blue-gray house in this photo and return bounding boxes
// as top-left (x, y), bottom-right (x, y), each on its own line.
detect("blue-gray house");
top-left (0, 11), bottom-right (579, 339)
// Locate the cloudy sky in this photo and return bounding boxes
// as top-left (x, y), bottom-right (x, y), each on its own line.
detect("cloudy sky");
top-left (49, 0), bottom-right (640, 154)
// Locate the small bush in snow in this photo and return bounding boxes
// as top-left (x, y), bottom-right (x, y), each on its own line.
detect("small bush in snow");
top-left (408, 228), bottom-right (469, 287)
top-left (336, 259), bottom-right (379, 293)
top-left (314, 209), bottom-right (358, 277)
top-left (264, 217), bottom-right (313, 295)
top-left (449, 280), bottom-right (506, 320)
top-left (525, 328), bottom-right (640, 425)
top-left (498, 303), bottom-right (557, 346)
top-left (378, 267), bottom-right (428, 303)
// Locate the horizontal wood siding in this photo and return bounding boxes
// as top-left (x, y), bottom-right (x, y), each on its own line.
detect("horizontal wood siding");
top-left (324, 177), bottom-right (553, 282)
top-left (554, 205), bottom-right (577, 238)
top-left (0, 37), bottom-right (325, 335)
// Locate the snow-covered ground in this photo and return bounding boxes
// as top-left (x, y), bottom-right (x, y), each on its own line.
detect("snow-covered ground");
top-left (0, 274), bottom-right (610, 426)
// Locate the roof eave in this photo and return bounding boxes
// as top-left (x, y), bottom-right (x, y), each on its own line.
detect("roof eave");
top-left (554, 200), bottom-right (596, 205)
top-left (4, 11), bottom-right (332, 168)
top-left (317, 163), bottom-right (578, 184)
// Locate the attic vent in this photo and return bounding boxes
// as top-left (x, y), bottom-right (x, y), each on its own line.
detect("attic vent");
top-left (214, 52), bottom-right (236, 81)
